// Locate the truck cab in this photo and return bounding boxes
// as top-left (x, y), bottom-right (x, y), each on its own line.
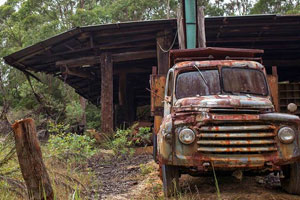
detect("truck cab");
top-left (151, 47), bottom-right (300, 196)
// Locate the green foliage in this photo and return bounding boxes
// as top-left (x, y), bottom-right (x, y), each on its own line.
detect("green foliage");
top-left (66, 100), bottom-right (83, 125)
top-left (86, 104), bottom-right (101, 130)
top-left (134, 126), bottom-right (151, 146)
top-left (250, 0), bottom-right (299, 14)
top-left (47, 122), bottom-right (97, 159)
top-left (47, 133), bottom-right (97, 158)
top-left (104, 125), bottom-right (151, 157)
top-left (47, 121), bottom-right (70, 135)
top-left (108, 128), bottom-right (135, 157)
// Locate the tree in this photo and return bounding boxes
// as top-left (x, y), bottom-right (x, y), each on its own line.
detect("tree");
top-left (250, 0), bottom-right (300, 14)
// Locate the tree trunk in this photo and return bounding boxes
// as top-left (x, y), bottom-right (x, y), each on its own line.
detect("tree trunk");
top-left (12, 118), bottom-right (53, 200)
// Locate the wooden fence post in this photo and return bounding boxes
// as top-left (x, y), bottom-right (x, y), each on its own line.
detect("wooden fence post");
top-left (12, 118), bottom-right (53, 200)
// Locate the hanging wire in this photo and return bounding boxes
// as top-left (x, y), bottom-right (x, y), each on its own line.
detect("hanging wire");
top-left (157, 30), bottom-right (178, 53)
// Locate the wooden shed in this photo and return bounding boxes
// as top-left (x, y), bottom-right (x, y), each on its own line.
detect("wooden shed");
top-left (4, 14), bottom-right (300, 131)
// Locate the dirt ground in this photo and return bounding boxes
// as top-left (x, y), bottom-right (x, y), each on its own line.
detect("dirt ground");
top-left (88, 151), bottom-right (300, 200)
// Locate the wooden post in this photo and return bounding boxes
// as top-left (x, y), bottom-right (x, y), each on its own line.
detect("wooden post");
top-left (12, 118), bottom-right (53, 200)
top-left (177, 8), bottom-right (186, 49)
top-left (156, 30), bottom-right (173, 75)
top-left (100, 52), bottom-right (114, 133)
top-left (197, 6), bottom-right (206, 48)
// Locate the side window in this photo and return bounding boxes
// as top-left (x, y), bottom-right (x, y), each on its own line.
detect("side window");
top-left (167, 71), bottom-right (173, 97)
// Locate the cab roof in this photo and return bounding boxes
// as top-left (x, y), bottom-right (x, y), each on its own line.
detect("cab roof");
top-left (169, 47), bottom-right (264, 67)
top-left (173, 60), bottom-right (265, 71)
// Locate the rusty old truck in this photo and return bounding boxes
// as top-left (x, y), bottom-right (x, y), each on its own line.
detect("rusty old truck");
top-left (150, 47), bottom-right (300, 196)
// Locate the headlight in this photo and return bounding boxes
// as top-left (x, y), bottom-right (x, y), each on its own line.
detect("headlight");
top-left (278, 127), bottom-right (295, 144)
top-left (179, 128), bottom-right (195, 144)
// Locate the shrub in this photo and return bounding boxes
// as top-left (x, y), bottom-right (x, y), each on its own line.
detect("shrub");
top-left (46, 122), bottom-right (97, 159)
top-left (108, 128), bottom-right (135, 157)
top-left (105, 126), bottom-right (151, 157)
top-left (134, 127), bottom-right (151, 146)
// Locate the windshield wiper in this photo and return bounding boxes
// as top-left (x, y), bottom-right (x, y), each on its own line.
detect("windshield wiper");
top-left (193, 65), bottom-right (209, 89)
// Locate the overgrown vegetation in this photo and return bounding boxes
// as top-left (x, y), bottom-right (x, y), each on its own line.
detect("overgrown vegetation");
top-left (104, 124), bottom-right (152, 158)
top-left (0, 123), bottom-right (98, 200)
top-left (47, 122), bottom-right (97, 160)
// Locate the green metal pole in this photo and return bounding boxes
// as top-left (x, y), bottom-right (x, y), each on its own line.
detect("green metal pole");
top-left (184, 0), bottom-right (197, 49)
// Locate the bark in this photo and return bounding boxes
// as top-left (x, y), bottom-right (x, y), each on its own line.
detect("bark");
top-left (12, 119), bottom-right (53, 200)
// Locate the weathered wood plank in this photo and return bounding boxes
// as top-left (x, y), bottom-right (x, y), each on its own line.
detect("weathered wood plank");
top-left (197, 6), bottom-right (206, 48)
top-left (12, 118), bottom-right (53, 200)
top-left (177, 8), bottom-right (186, 49)
top-left (156, 30), bottom-right (173, 74)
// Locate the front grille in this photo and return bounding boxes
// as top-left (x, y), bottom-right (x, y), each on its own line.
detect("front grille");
top-left (197, 123), bottom-right (277, 154)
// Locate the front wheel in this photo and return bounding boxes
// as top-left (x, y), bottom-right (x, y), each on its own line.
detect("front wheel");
top-left (281, 162), bottom-right (300, 194)
top-left (162, 164), bottom-right (179, 197)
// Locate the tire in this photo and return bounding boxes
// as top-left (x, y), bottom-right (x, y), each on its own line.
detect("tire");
top-left (153, 133), bottom-right (158, 163)
top-left (281, 161), bottom-right (300, 194)
top-left (162, 164), bottom-right (180, 197)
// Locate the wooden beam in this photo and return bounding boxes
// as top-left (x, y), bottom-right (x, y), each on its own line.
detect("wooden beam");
top-left (100, 52), bottom-right (113, 133)
top-left (56, 56), bottom-right (99, 68)
top-left (56, 50), bottom-right (156, 68)
top-left (112, 50), bottom-right (156, 62)
top-left (156, 30), bottom-right (173, 74)
top-left (197, 6), bottom-right (206, 48)
top-left (61, 67), bottom-right (94, 79)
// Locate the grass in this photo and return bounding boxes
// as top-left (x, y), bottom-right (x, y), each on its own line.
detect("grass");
top-left (0, 131), bottom-right (96, 200)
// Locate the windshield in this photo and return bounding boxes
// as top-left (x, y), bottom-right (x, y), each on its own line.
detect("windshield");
top-left (175, 67), bottom-right (268, 99)
top-left (176, 70), bottom-right (220, 99)
top-left (222, 67), bottom-right (268, 96)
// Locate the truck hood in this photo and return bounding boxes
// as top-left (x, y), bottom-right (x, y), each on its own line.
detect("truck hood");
top-left (174, 95), bottom-right (273, 109)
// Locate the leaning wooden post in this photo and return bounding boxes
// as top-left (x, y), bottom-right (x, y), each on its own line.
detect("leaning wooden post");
top-left (12, 118), bottom-right (53, 200)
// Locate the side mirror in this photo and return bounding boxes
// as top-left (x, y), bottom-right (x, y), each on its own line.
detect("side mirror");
top-left (287, 103), bottom-right (297, 113)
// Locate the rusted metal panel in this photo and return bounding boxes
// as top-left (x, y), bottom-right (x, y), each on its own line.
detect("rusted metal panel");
top-left (169, 47), bottom-right (264, 66)
top-left (151, 75), bottom-right (166, 135)
top-left (197, 146), bottom-right (277, 153)
top-left (267, 74), bottom-right (279, 112)
top-left (197, 139), bottom-right (276, 145)
top-left (199, 125), bottom-right (274, 131)
top-left (150, 75), bottom-right (166, 116)
top-left (198, 132), bottom-right (275, 138)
